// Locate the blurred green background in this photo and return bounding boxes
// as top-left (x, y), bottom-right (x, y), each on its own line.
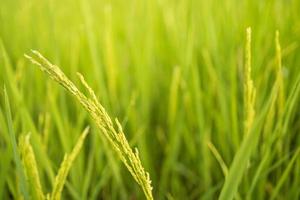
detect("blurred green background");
top-left (0, 0), bottom-right (300, 199)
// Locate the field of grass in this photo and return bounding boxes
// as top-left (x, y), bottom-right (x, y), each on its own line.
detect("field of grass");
top-left (1, 0), bottom-right (300, 199)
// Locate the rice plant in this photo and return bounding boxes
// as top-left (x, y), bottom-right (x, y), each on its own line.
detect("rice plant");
top-left (25, 50), bottom-right (153, 200)
top-left (1, 0), bottom-right (300, 199)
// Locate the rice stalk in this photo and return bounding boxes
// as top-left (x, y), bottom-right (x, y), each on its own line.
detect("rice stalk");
top-left (262, 31), bottom-right (285, 143)
top-left (275, 30), bottom-right (285, 116)
top-left (19, 133), bottom-right (45, 200)
top-left (51, 126), bottom-right (89, 200)
top-left (248, 31), bottom-right (287, 198)
top-left (219, 27), bottom-right (258, 200)
top-left (244, 27), bottom-right (256, 135)
top-left (25, 50), bottom-right (154, 200)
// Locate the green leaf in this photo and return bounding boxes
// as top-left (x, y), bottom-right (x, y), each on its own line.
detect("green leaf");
top-left (3, 87), bottom-right (30, 200)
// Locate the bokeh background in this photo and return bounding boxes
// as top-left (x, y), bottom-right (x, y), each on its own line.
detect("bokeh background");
top-left (1, 0), bottom-right (300, 199)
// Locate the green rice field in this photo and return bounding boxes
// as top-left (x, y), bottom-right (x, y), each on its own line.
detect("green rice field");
top-left (0, 0), bottom-right (300, 199)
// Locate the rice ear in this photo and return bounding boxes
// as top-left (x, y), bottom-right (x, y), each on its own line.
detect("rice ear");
top-left (26, 51), bottom-right (154, 200)
top-left (51, 127), bottom-right (89, 200)
top-left (244, 27), bottom-right (256, 134)
top-left (19, 133), bottom-right (45, 200)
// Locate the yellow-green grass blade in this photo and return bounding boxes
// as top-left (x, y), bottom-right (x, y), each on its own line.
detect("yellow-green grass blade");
top-left (3, 87), bottom-right (30, 200)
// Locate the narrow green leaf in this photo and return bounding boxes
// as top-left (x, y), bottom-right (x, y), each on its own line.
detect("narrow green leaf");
top-left (270, 148), bottom-right (300, 199)
top-left (3, 87), bottom-right (30, 200)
